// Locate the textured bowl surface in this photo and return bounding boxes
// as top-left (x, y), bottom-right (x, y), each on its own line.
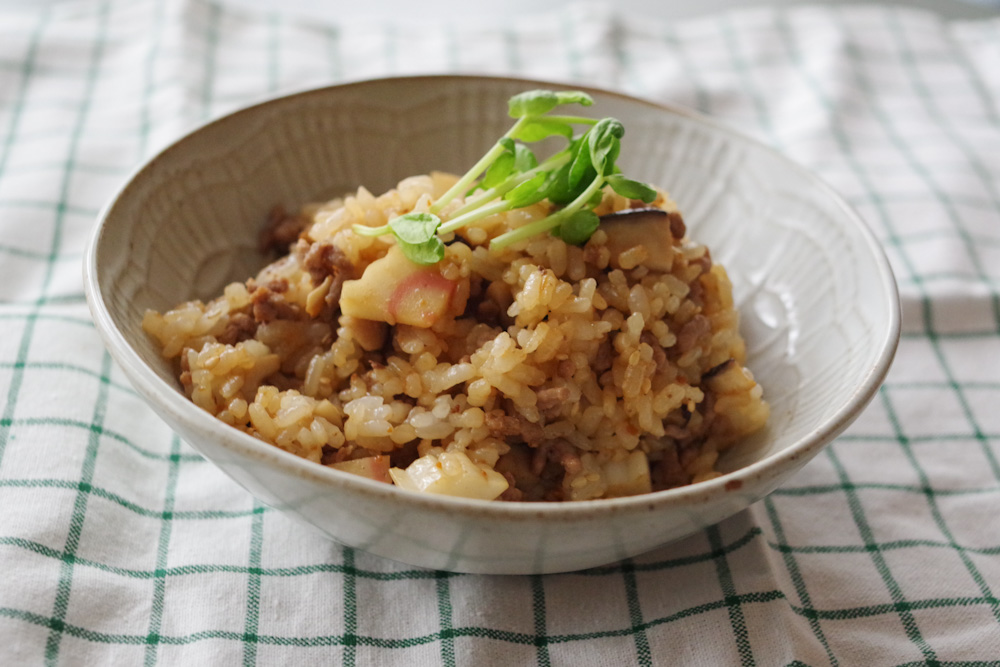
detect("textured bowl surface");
top-left (84, 76), bottom-right (900, 574)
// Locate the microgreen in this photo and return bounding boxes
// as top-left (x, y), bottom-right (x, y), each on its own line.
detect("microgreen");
top-left (351, 89), bottom-right (656, 264)
top-left (507, 89), bottom-right (593, 117)
top-left (553, 209), bottom-right (601, 245)
top-left (605, 174), bottom-right (657, 202)
top-left (390, 212), bottom-right (440, 244)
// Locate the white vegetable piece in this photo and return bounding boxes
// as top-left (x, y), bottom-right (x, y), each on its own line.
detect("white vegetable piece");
top-left (601, 450), bottom-right (652, 497)
top-left (389, 450), bottom-right (508, 500)
top-left (339, 244), bottom-right (456, 327)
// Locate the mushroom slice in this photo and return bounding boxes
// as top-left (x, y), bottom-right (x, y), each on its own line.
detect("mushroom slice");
top-left (598, 208), bottom-right (681, 272)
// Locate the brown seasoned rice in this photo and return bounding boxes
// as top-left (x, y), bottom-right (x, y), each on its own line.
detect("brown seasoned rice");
top-left (143, 172), bottom-right (768, 501)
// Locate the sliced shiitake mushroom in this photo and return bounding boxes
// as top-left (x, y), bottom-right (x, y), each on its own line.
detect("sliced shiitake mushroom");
top-left (598, 208), bottom-right (685, 271)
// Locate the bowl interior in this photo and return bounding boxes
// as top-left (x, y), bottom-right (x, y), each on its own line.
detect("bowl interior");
top-left (89, 75), bottom-right (899, 498)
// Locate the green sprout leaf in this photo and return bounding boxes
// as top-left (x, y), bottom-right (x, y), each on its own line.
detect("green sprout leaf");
top-left (545, 157), bottom-right (596, 207)
top-left (605, 174), bottom-right (657, 203)
top-left (567, 135), bottom-right (594, 189)
top-left (468, 140), bottom-right (538, 195)
top-left (389, 212), bottom-right (441, 244)
top-left (513, 118), bottom-right (574, 143)
top-left (398, 236), bottom-right (446, 265)
top-left (481, 151), bottom-right (515, 190)
top-left (553, 90), bottom-right (594, 107)
top-left (507, 90), bottom-right (594, 118)
top-left (512, 143), bottom-right (538, 173)
top-left (554, 209), bottom-right (601, 245)
top-left (503, 172), bottom-right (548, 208)
top-left (507, 90), bottom-right (559, 117)
top-left (588, 118), bottom-right (624, 175)
top-left (541, 162), bottom-right (574, 206)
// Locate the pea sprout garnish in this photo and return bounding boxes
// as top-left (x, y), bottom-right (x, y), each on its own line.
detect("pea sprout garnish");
top-left (352, 89), bottom-right (656, 265)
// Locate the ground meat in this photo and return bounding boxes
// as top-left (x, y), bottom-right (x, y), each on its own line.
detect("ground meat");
top-left (260, 205), bottom-right (309, 254)
top-left (250, 283), bottom-right (301, 323)
top-left (543, 487), bottom-right (566, 502)
top-left (641, 331), bottom-right (669, 374)
top-left (536, 386), bottom-right (570, 418)
top-left (692, 247), bottom-right (712, 275)
top-left (675, 314), bottom-right (711, 355)
top-left (494, 446), bottom-right (543, 501)
top-left (296, 240), bottom-right (354, 307)
top-left (698, 392), bottom-right (717, 429)
top-left (320, 445), bottom-right (339, 465)
top-left (667, 211), bottom-right (686, 239)
top-left (485, 409), bottom-right (544, 445)
top-left (530, 439), bottom-right (582, 477)
top-left (663, 424), bottom-right (692, 440)
top-left (687, 277), bottom-right (705, 307)
top-left (217, 312), bottom-right (257, 346)
top-left (678, 442), bottom-right (702, 469)
top-left (267, 278), bottom-right (289, 293)
top-left (474, 299), bottom-right (502, 325)
top-left (388, 440), bottom-right (421, 470)
top-left (593, 339), bottom-right (614, 373)
top-left (484, 410), bottom-right (519, 438)
top-left (652, 443), bottom-right (689, 490)
top-left (497, 472), bottom-right (524, 502)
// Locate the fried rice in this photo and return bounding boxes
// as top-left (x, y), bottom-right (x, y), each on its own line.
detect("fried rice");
top-left (142, 172), bottom-right (768, 501)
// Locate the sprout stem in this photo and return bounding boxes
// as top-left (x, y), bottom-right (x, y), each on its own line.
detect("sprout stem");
top-left (490, 170), bottom-right (606, 250)
top-left (439, 199), bottom-right (513, 235)
top-left (542, 115), bottom-right (599, 126)
top-left (448, 151), bottom-right (572, 219)
top-left (352, 223), bottom-right (391, 237)
top-left (429, 116), bottom-right (528, 215)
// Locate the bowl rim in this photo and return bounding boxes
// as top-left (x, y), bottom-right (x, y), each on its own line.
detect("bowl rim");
top-left (83, 73), bottom-right (901, 521)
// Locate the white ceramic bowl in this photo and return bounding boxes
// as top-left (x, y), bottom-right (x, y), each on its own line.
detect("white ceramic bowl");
top-left (84, 75), bottom-right (899, 574)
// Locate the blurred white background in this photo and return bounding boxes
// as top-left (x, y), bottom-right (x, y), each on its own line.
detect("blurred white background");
top-left (1, 0), bottom-right (998, 19)
top-left (221, 0), bottom-right (1000, 21)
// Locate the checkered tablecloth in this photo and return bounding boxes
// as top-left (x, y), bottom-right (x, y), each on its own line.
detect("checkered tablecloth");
top-left (1, 0), bottom-right (999, 664)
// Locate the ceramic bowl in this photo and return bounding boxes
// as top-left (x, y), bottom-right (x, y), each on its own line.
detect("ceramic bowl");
top-left (83, 75), bottom-right (899, 574)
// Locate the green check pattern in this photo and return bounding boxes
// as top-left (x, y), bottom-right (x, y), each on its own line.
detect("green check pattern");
top-left (1, 0), bottom-right (998, 664)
